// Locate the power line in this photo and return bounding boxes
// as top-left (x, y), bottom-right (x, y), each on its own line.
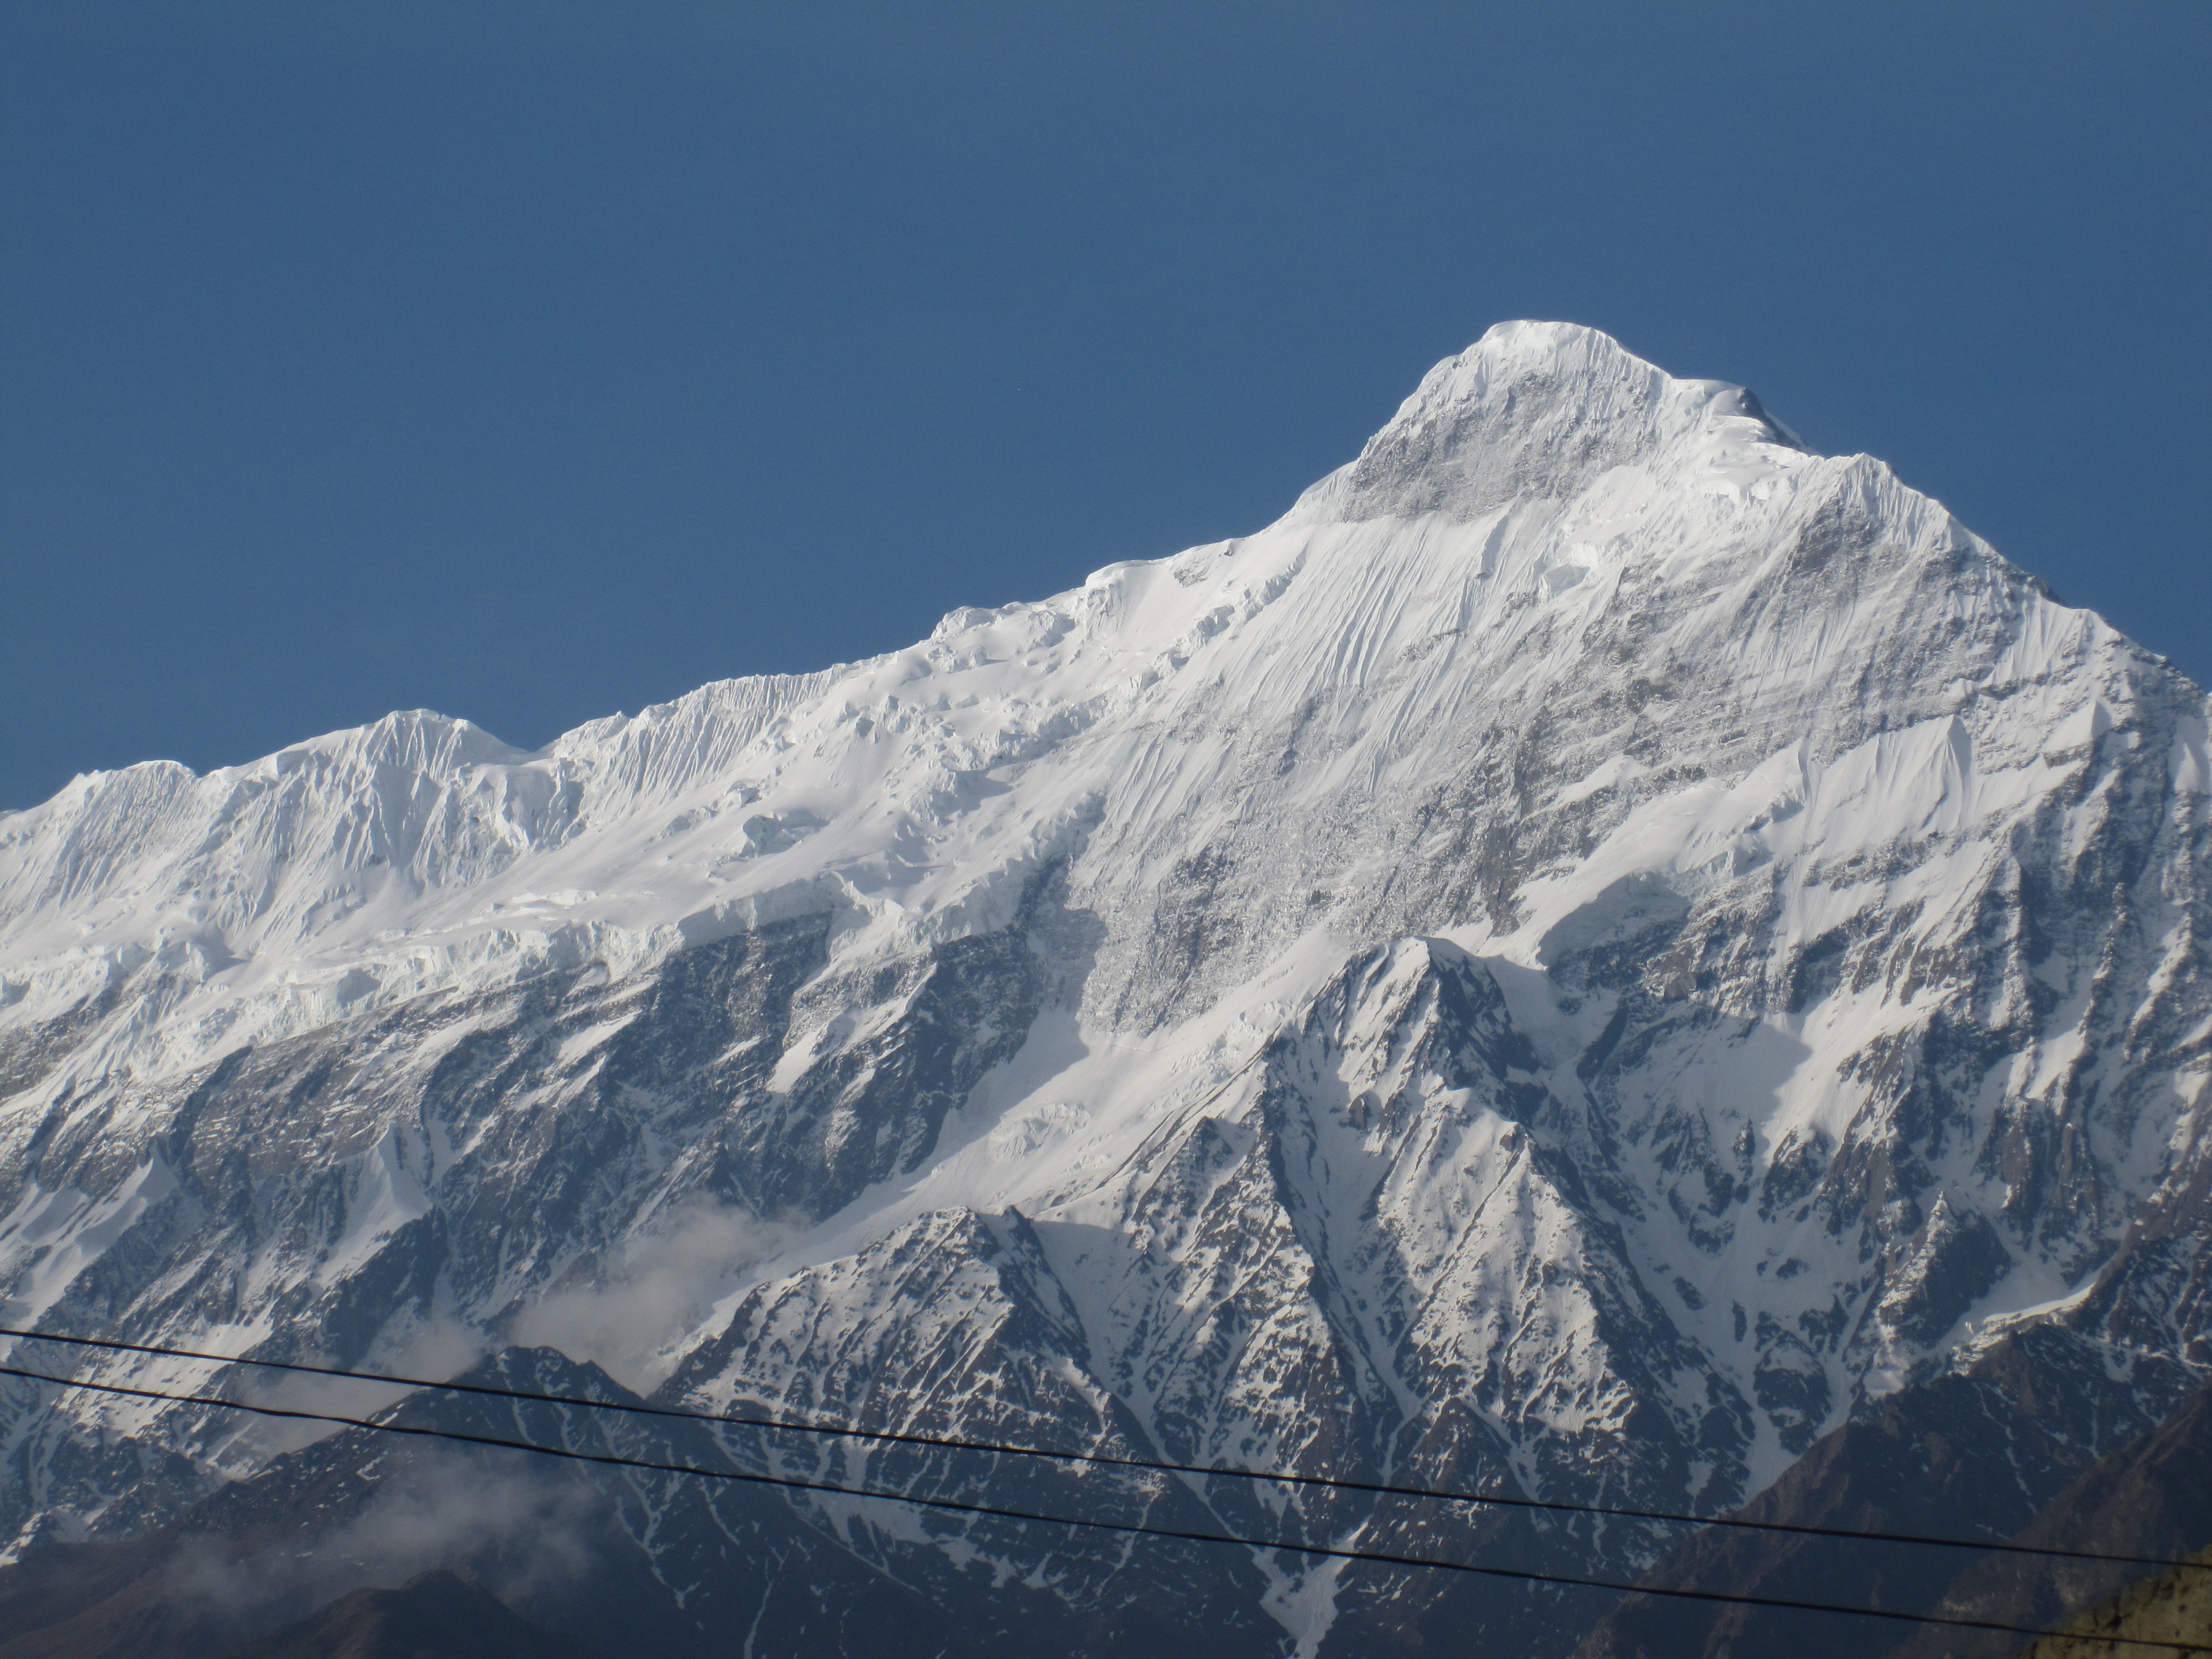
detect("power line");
top-left (2, 1360), bottom-right (2202, 1657)
top-left (1, 1323), bottom-right (2201, 1577)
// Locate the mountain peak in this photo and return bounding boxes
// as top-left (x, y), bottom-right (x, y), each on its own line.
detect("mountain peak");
top-left (1295, 319), bottom-right (1796, 525)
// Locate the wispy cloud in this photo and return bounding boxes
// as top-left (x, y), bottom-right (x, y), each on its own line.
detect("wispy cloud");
top-left (510, 1202), bottom-right (794, 1390)
top-left (226, 1315), bottom-right (491, 1458)
top-left (158, 1452), bottom-right (601, 1635)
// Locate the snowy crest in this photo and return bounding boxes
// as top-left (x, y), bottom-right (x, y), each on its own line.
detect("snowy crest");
top-left (1292, 319), bottom-right (1796, 525)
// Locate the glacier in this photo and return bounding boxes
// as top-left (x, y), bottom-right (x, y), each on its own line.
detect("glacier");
top-left (3, 320), bottom-right (2209, 1656)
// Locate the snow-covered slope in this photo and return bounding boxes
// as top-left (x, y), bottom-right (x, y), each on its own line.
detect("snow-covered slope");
top-left (4, 321), bottom-right (2210, 1656)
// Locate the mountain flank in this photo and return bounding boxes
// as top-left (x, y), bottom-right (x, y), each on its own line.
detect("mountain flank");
top-left (4, 322), bottom-right (2208, 1656)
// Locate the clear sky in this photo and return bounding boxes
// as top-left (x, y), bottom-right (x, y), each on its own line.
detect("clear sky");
top-left (3, 2), bottom-right (2207, 809)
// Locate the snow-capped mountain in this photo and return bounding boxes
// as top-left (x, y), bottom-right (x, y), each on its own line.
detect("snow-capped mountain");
top-left (4, 321), bottom-right (2209, 1656)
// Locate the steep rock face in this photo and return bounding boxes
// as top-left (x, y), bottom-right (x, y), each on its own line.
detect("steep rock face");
top-left (1900, 1374), bottom-right (2212, 1659)
top-left (1574, 1359), bottom-right (2212, 1659)
top-left (3, 321), bottom-right (2209, 1656)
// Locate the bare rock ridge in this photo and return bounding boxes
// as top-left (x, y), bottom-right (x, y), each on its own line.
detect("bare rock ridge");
top-left (3, 321), bottom-right (2208, 1657)
top-left (2012, 1549), bottom-right (2212, 1659)
top-left (1573, 1359), bottom-right (2212, 1658)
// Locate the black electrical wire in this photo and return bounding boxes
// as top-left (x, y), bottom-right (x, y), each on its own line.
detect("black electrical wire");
top-left (2, 1361), bottom-right (2202, 1657)
top-left (1, 1323), bottom-right (2201, 1578)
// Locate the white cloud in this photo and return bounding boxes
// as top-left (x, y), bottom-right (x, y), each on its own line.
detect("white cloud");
top-left (509, 1202), bottom-right (792, 1390)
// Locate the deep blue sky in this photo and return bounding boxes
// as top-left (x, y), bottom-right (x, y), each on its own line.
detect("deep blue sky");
top-left (4, 3), bottom-right (2207, 809)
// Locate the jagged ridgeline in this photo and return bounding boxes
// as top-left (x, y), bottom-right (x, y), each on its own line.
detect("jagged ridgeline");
top-left (3, 322), bottom-right (2209, 1657)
